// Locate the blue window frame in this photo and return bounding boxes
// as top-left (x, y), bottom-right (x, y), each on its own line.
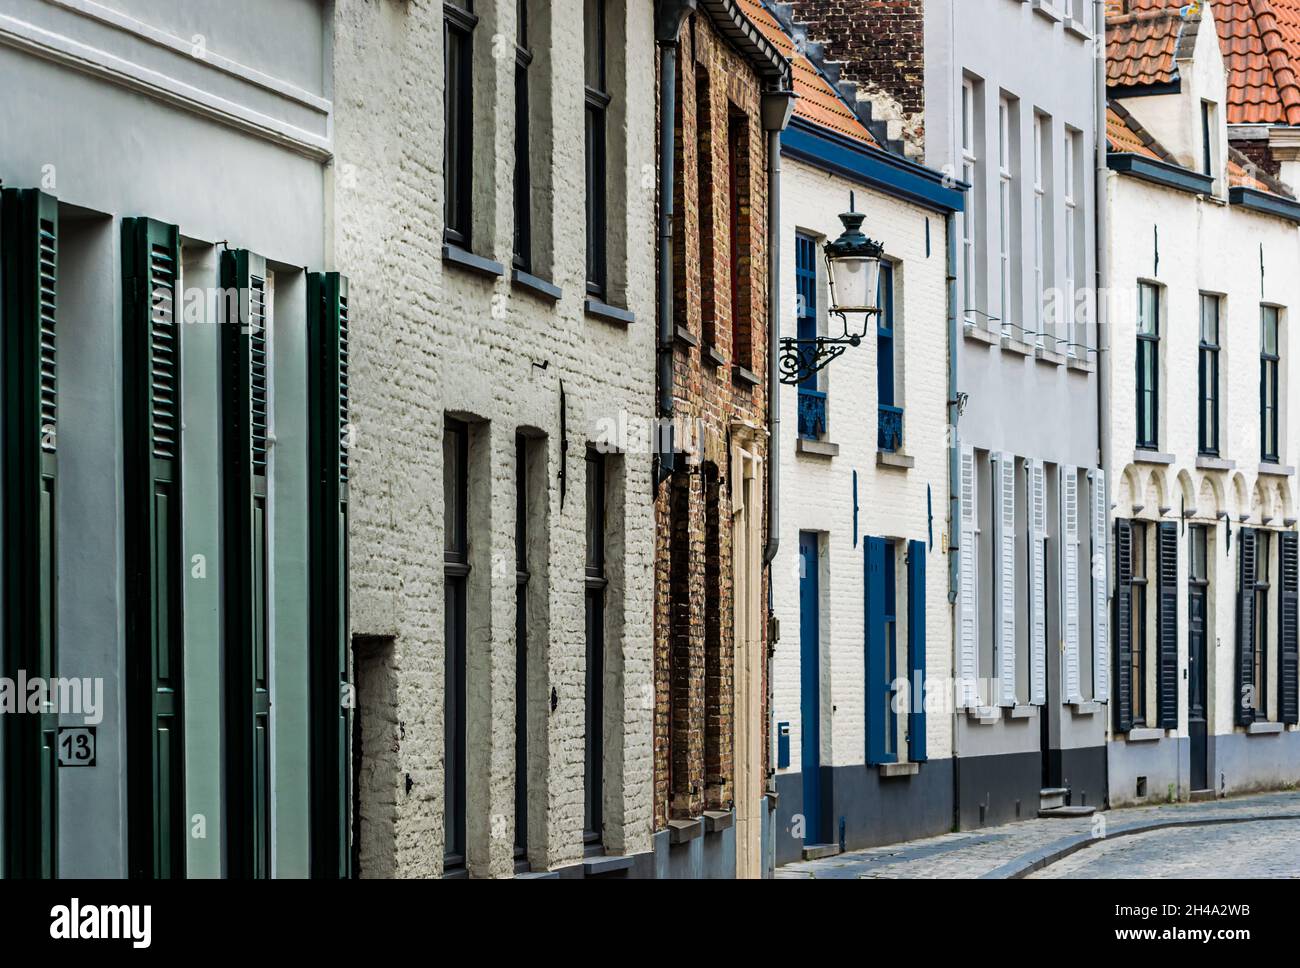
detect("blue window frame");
top-left (795, 233), bottom-right (826, 439)
top-left (884, 541), bottom-right (898, 761)
top-left (865, 537), bottom-right (895, 764)
top-left (877, 262), bottom-right (903, 452)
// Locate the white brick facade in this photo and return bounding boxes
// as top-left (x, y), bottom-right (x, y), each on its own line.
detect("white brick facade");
top-left (332, 0), bottom-right (657, 877)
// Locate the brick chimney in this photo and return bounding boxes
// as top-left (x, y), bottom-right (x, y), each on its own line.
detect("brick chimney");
top-left (776, 0), bottom-right (926, 159)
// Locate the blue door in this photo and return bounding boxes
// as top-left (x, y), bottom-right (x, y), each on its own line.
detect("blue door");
top-left (799, 532), bottom-right (822, 844)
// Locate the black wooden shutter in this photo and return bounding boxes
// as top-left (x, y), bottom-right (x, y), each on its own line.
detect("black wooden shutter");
top-left (1236, 527), bottom-right (1257, 727)
top-left (308, 271), bottom-right (350, 877)
top-left (1113, 519), bottom-right (1133, 733)
top-left (122, 217), bottom-right (186, 878)
top-left (1280, 531), bottom-right (1299, 725)
top-left (220, 249), bottom-right (272, 878)
top-left (1, 187), bottom-right (59, 877)
top-left (1156, 521), bottom-right (1179, 729)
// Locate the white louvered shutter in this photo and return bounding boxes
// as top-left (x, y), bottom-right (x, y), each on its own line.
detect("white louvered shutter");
top-left (1030, 459), bottom-right (1047, 705)
top-left (1091, 468), bottom-right (1110, 702)
top-left (958, 446), bottom-right (979, 707)
top-left (1062, 465), bottom-right (1083, 703)
top-left (998, 453), bottom-right (1017, 706)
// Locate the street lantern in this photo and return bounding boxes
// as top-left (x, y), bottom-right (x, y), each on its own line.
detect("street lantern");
top-left (780, 198), bottom-right (885, 386)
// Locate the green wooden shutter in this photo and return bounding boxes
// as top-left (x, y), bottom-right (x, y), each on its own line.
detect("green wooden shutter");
top-left (1156, 521), bottom-right (1179, 730)
top-left (1281, 531), bottom-right (1299, 725)
top-left (1, 188), bottom-right (59, 878)
top-left (122, 218), bottom-right (186, 878)
top-left (906, 539), bottom-right (927, 763)
top-left (1113, 519), bottom-right (1133, 734)
top-left (1236, 527), bottom-right (1257, 727)
top-left (220, 249), bottom-right (272, 878)
top-left (308, 272), bottom-right (351, 878)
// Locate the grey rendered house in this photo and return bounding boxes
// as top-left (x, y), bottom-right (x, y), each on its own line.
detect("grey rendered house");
top-left (0, 0), bottom-right (347, 877)
top-left (927, 0), bottom-right (1109, 825)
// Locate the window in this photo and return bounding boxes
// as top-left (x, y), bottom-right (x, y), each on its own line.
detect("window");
top-left (1130, 521), bottom-right (1148, 727)
top-left (795, 232), bottom-right (825, 439)
top-left (443, 420), bottom-right (469, 872)
top-left (1136, 283), bottom-right (1160, 450)
top-left (1064, 128), bottom-right (1084, 354)
top-left (998, 96), bottom-right (1019, 333)
top-left (1201, 100), bottom-right (1216, 179)
top-left (696, 65), bottom-right (716, 347)
top-left (584, 0), bottom-right (609, 296)
top-left (1255, 531), bottom-right (1272, 718)
top-left (513, 0), bottom-right (531, 269)
top-left (729, 109), bottom-right (753, 371)
top-left (1033, 113), bottom-right (1052, 341)
top-left (514, 434), bottom-right (529, 861)
top-left (877, 261), bottom-right (902, 453)
top-left (584, 451), bottom-right (607, 849)
top-left (961, 77), bottom-right (979, 323)
top-left (444, 1), bottom-right (477, 247)
top-left (1262, 305), bottom-right (1280, 462)
top-left (883, 542), bottom-right (898, 761)
top-left (1199, 294), bottom-right (1220, 456)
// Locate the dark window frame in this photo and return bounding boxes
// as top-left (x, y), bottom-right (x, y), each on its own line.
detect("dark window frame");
top-left (1261, 305), bottom-right (1280, 463)
top-left (1136, 282), bottom-right (1160, 451)
top-left (1201, 100), bottom-right (1214, 178)
top-left (443, 420), bottom-right (470, 872)
top-left (883, 541), bottom-right (898, 760)
top-left (583, 450), bottom-right (607, 851)
top-left (444, 1), bottom-right (478, 248)
top-left (584, 0), bottom-right (610, 297)
top-left (513, 434), bottom-right (529, 861)
top-left (1255, 530), bottom-right (1272, 719)
top-left (513, 1), bottom-right (532, 271)
top-left (1199, 293), bottom-right (1220, 456)
top-left (1130, 521), bottom-right (1149, 727)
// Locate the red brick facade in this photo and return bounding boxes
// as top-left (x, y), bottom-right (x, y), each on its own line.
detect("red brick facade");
top-left (654, 12), bottom-right (771, 830)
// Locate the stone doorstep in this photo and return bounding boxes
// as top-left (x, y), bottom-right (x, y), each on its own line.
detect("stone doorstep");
top-left (802, 843), bottom-right (841, 861)
top-left (1037, 805), bottom-right (1096, 819)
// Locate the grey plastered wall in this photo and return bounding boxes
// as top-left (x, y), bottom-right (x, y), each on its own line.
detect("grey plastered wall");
top-left (0, 0), bottom-right (334, 876)
top-left (927, 0), bottom-right (1106, 779)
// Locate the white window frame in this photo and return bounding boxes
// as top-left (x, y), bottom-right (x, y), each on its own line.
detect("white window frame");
top-left (999, 97), bottom-right (1013, 336)
top-left (1063, 131), bottom-right (1076, 357)
top-left (962, 77), bottom-right (978, 326)
top-left (1033, 113), bottom-right (1049, 345)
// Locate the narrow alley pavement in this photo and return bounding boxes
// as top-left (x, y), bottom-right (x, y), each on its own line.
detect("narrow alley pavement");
top-left (775, 792), bottom-right (1300, 878)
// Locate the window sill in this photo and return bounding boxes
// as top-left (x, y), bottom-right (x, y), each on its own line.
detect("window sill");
top-left (797, 438), bottom-right (839, 459)
top-left (879, 762), bottom-right (919, 778)
top-left (1248, 721), bottom-right (1284, 735)
top-left (1034, 346), bottom-right (1066, 366)
top-left (510, 267), bottom-right (561, 301)
top-left (585, 297), bottom-right (635, 326)
top-left (1066, 355), bottom-right (1095, 374)
top-left (1069, 700), bottom-right (1101, 717)
top-left (667, 817), bottom-right (704, 844)
top-left (673, 325), bottom-right (698, 349)
top-left (1258, 462), bottom-right (1295, 478)
top-left (703, 810), bottom-right (734, 833)
top-left (1133, 449), bottom-right (1175, 465)
top-left (703, 345), bottom-right (726, 368)
top-left (1009, 704), bottom-right (1037, 719)
top-left (583, 853), bottom-right (635, 876)
top-left (963, 321), bottom-right (998, 345)
top-left (443, 243), bottom-right (505, 278)
top-left (733, 364), bottom-right (762, 388)
top-left (966, 706), bottom-right (1001, 725)
top-left (1126, 727), bottom-right (1164, 743)
top-left (877, 450), bottom-right (915, 470)
top-left (1000, 333), bottom-right (1035, 356)
top-left (1196, 455), bottom-right (1235, 471)
top-left (1064, 18), bottom-right (1092, 40)
top-left (1030, 0), bottom-right (1064, 23)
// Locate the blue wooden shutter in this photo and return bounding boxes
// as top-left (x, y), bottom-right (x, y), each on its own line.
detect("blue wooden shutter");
top-left (1281, 531), bottom-right (1299, 725)
top-left (1236, 527), bottom-right (1257, 727)
top-left (308, 272), bottom-right (351, 877)
top-left (220, 249), bottom-right (273, 877)
top-left (122, 217), bottom-right (186, 878)
top-left (1, 187), bottom-right (59, 877)
top-left (865, 536), bottom-right (890, 764)
top-left (1156, 521), bottom-right (1179, 729)
top-left (1113, 519), bottom-right (1133, 733)
top-left (907, 539), bottom-right (927, 762)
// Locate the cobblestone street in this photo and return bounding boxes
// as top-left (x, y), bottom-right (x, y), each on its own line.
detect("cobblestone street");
top-left (776, 792), bottom-right (1300, 879)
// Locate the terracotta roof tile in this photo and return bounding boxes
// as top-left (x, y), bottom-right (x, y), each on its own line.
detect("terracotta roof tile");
top-left (736, 0), bottom-right (879, 146)
top-left (1205, 0), bottom-right (1300, 125)
top-left (1106, 101), bottom-right (1176, 159)
top-left (1106, 3), bottom-right (1198, 91)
